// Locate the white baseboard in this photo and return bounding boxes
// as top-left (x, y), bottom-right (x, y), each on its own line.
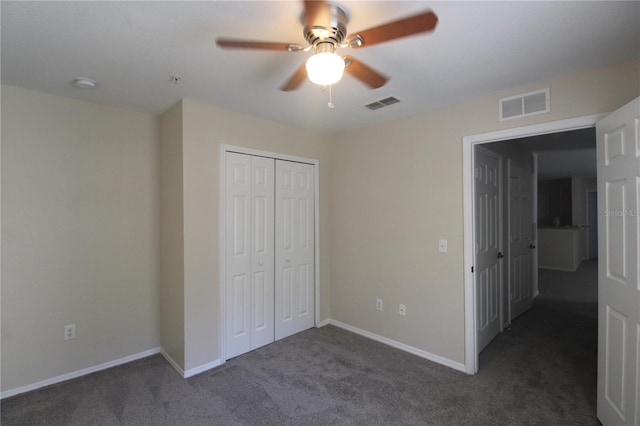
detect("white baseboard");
top-left (160, 348), bottom-right (185, 376)
top-left (1, 324), bottom-right (465, 399)
top-left (539, 265), bottom-right (578, 272)
top-left (327, 319), bottom-right (467, 373)
top-left (160, 349), bottom-right (222, 378)
top-left (184, 359), bottom-right (223, 378)
top-left (1, 347), bottom-right (161, 399)
top-left (316, 319), bottom-right (331, 328)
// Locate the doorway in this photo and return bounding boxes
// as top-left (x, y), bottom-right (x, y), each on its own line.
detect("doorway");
top-left (462, 114), bottom-right (605, 374)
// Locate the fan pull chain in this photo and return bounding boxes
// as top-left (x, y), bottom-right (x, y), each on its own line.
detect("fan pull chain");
top-left (327, 85), bottom-right (335, 109)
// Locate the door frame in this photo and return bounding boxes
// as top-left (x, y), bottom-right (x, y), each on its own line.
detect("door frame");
top-left (506, 159), bottom-right (515, 324)
top-left (219, 144), bottom-right (320, 361)
top-left (462, 113), bottom-right (606, 374)
top-left (586, 189), bottom-right (598, 259)
top-left (532, 153), bottom-right (539, 299)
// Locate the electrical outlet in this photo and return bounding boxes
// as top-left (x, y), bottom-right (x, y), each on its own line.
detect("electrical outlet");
top-left (438, 239), bottom-right (448, 253)
top-left (64, 324), bottom-right (76, 340)
top-left (399, 304), bottom-right (406, 316)
top-left (376, 298), bottom-right (383, 311)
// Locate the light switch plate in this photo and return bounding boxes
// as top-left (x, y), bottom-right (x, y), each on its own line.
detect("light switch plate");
top-left (439, 239), bottom-right (448, 253)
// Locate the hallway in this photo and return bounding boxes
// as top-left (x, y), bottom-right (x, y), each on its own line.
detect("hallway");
top-left (478, 259), bottom-right (599, 423)
top-left (536, 259), bottom-right (598, 318)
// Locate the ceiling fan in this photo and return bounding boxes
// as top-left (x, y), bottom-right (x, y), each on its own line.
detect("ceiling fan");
top-left (216, 1), bottom-right (438, 91)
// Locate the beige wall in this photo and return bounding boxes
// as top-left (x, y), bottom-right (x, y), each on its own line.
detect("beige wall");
top-left (329, 60), bottom-right (639, 364)
top-left (1, 86), bottom-right (161, 391)
top-left (2, 59), bottom-right (637, 392)
top-left (159, 101), bottom-right (185, 368)
top-left (538, 228), bottom-right (587, 271)
top-left (161, 99), bottom-right (330, 371)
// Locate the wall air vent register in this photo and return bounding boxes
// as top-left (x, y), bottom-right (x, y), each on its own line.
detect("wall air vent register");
top-left (499, 88), bottom-right (550, 121)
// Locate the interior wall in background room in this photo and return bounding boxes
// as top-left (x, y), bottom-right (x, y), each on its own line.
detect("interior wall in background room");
top-left (1, 85), bottom-right (161, 393)
top-left (328, 60), bottom-right (639, 366)
top-left (571, 176), bottom-right (597, 226)
top-left (537, 178), bottom-right (572, 227)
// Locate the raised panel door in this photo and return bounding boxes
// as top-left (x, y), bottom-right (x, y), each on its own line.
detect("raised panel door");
top-left (475, 148), bottom-right (502, 353)
top-left (275, 160), bottom-right (315, 340)
top-left (597, 97), bottom-right (640, 426)
top-left (225, 152), bottom-right (252, 358)
top-left (509, 164), bottom-right (533, 320)
top-left (225, 153), bottom-right (275, 359)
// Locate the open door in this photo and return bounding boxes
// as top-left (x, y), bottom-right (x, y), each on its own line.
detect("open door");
top-left (508, 162), bottom-right (534, 320)
top-left (474, 147), bottom-right (503, 353)
top-left (596, 97), bottom-right (640, 426)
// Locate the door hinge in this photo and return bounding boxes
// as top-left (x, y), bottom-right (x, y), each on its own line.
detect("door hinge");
top-left (471, 266), bottom-right (474, 273)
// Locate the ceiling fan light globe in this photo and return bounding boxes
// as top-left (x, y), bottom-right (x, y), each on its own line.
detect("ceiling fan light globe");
top-left (305, 52), bottom-right (345, 86)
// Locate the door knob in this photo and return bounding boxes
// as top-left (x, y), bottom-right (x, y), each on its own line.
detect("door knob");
top-left (497, 252), bottom-right (504, 259)
top-left (529, 244), bottom-right (536, 249)
top-left (258, 261), bottom-right (263, 266)
top-left (285, 258), bottom-right (290, 262)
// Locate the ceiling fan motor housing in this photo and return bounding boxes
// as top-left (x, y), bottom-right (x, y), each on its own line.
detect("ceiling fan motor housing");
top-left (215, 3), bottom-right (438, 91)
top-left (304, 3), bottom-right (348, 46)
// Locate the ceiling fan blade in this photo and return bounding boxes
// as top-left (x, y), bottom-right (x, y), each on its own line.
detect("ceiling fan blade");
top-left (346, 10), bottom-right (438, 48)
top-left (343, 56), bottom-right (388, 89)
top-left (216, 38), bottom-right (303, 52)
top-left (303, 0), bottom-right (327, 27)
top-left (280, 64), bottom-right (308, 91)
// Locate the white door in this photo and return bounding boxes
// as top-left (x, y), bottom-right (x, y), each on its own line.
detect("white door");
top-left (225, 152), bottom-right (275, 359)
top-left (475, 147), bottom-right (502, 353)
top-left (508, 163), bottom-right (534, 320)
top-left (588, 191), bottom-right (598, 259)
top-left (597, 97), bottom-right (640, 426)
top-left (275, 160), bottom-right (315, 340)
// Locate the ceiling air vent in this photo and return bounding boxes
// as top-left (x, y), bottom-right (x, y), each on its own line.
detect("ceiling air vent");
top-left (499, 88), bottom-right (550, 121)
top-left (364, 96), bottom-right (401, 111)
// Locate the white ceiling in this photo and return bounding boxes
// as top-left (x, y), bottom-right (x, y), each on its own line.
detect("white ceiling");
top-left (488, 128), bottom-right (597, 180)
top-left (537, 149), bottom-right (596, 180)
top-left (2, 1), bottom-right (639, 134)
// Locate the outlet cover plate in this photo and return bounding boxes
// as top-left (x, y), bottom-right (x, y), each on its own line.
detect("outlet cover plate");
top-left (64, 324), bottom-right (76, 340)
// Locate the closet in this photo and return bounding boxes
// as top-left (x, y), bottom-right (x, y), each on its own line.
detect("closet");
top-left (224, 152), bottom-right (315, 359)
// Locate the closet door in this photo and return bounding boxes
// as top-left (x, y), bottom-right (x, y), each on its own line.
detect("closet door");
top-left (250, 156), bottom-right (275, 350)
top-left (225, 152), bottom-right (274, 359)
top-left (275, 160), bottom-right (315, 340)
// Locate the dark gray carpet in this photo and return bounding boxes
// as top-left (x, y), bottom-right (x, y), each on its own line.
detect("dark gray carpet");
top-left (537, 259), bottom-right (598, 319)
top-left (2, 264), bottom-right (599, 425)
